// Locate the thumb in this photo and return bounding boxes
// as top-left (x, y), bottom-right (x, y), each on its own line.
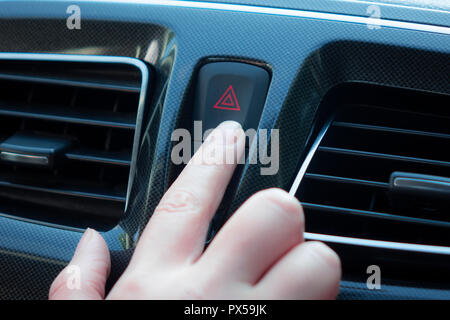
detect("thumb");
top-left (49, 228), bottom-right (111, 300)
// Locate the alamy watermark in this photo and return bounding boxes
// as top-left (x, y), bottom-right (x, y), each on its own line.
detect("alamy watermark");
top-left (171, 121), bottom-right (279, 176)
top-left (366, 265), bottom-right (381, 290)
top-left (65, 265), bottom-right (81, 290)
top-left (366, 5), bottom-right (381, 30)
top-left (66, 5), bottom-right (81, 30)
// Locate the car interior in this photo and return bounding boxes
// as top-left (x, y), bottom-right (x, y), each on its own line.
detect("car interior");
top-left (0, 0), bottom-right (449, 300)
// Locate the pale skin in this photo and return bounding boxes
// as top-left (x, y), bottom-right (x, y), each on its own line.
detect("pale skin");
top-left (49, 120), bottom-right (341, 300)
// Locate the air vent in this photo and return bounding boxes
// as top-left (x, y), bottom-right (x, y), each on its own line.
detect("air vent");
top-left (0, 54), bottom-right (149, 230)
top-left (293, 84), bottom-right (450, 248)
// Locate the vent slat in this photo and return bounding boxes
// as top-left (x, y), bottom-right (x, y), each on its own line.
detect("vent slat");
top-left (0, 103), bottom-right (136, 129)
top-left (302, 202), bottom-right (450, 228)
top-left (66, 149), bottom-right (131, 166)
top-left (333, 121), bottom-right (450, 140)
top-left (304, 173), bottom-right (388, 188)
top-left (0, 178), bottom-right (126, 202)
top-left (318, 146), bottom-right (450, 168)
top-left (0, 72), bottom-right (141, 93)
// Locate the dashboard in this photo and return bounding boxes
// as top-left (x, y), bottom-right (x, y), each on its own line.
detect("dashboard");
top-left (0, 0), bottom-right (449, 300)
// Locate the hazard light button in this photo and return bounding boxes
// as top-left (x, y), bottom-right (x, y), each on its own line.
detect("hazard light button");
top-left (194, 62), bottom-right (270, 134)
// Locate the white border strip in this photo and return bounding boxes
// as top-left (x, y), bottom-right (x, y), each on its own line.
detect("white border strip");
top-left (82, 0), bottom-right (450, 35)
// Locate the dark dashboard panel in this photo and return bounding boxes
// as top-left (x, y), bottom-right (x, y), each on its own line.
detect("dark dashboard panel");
top-left (0, 0), bottom-right (448, 299)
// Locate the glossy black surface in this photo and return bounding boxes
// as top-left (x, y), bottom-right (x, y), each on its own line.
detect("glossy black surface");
top-left (194, 61), bottom-right (270, 132)
top-left (0, 0), bottom-right (448, 299)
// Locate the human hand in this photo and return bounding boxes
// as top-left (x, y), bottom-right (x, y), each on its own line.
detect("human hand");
top-left (49, 121), bottom-right (341, 300)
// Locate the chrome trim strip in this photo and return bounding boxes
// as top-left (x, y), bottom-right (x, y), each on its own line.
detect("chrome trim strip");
top-left (0, 53), bottom-right (150, 211)
top-left (81, 0), bottom-right (450, 35)
top-left (289, 120), bottom-right (331, 196)
top-left (0, 151), bottom-right (49, 166)
top-left (304, 232), bottom-right (450, 255)
top-left (290, 119), bottom-right (450, 255)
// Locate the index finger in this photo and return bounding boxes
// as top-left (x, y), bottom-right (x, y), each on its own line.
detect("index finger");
top-left (131, 121), bottom-right (245, 269)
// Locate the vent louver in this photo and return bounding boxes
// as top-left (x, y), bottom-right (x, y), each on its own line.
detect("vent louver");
top-left (294, 84), bottom-right (450, 248)
top-left (0, 54), bottom-right (149, 230)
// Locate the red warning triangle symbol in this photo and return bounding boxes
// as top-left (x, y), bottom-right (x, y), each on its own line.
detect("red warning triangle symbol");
top-left (213, 85), bottom-right (240, 111)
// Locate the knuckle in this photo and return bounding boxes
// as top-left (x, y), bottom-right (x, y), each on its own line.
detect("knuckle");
top-left (154, 189), bottom-right (203, 216)
top-left (182, 270), bottom-right (220, 300)
top-left (108, 276), bottom-right (145, 300)
top-left (121, 277), bottom-right (144, 296)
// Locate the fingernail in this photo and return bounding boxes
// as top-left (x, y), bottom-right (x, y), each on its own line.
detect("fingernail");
top-left (266, 188), bottom-right (302, 210)
top-left (262, 188), bottom-right (305, 232)
top-left (216, 121), bottom-right (243, 145)
top-left (78, 228), bottom-right (94, 249)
